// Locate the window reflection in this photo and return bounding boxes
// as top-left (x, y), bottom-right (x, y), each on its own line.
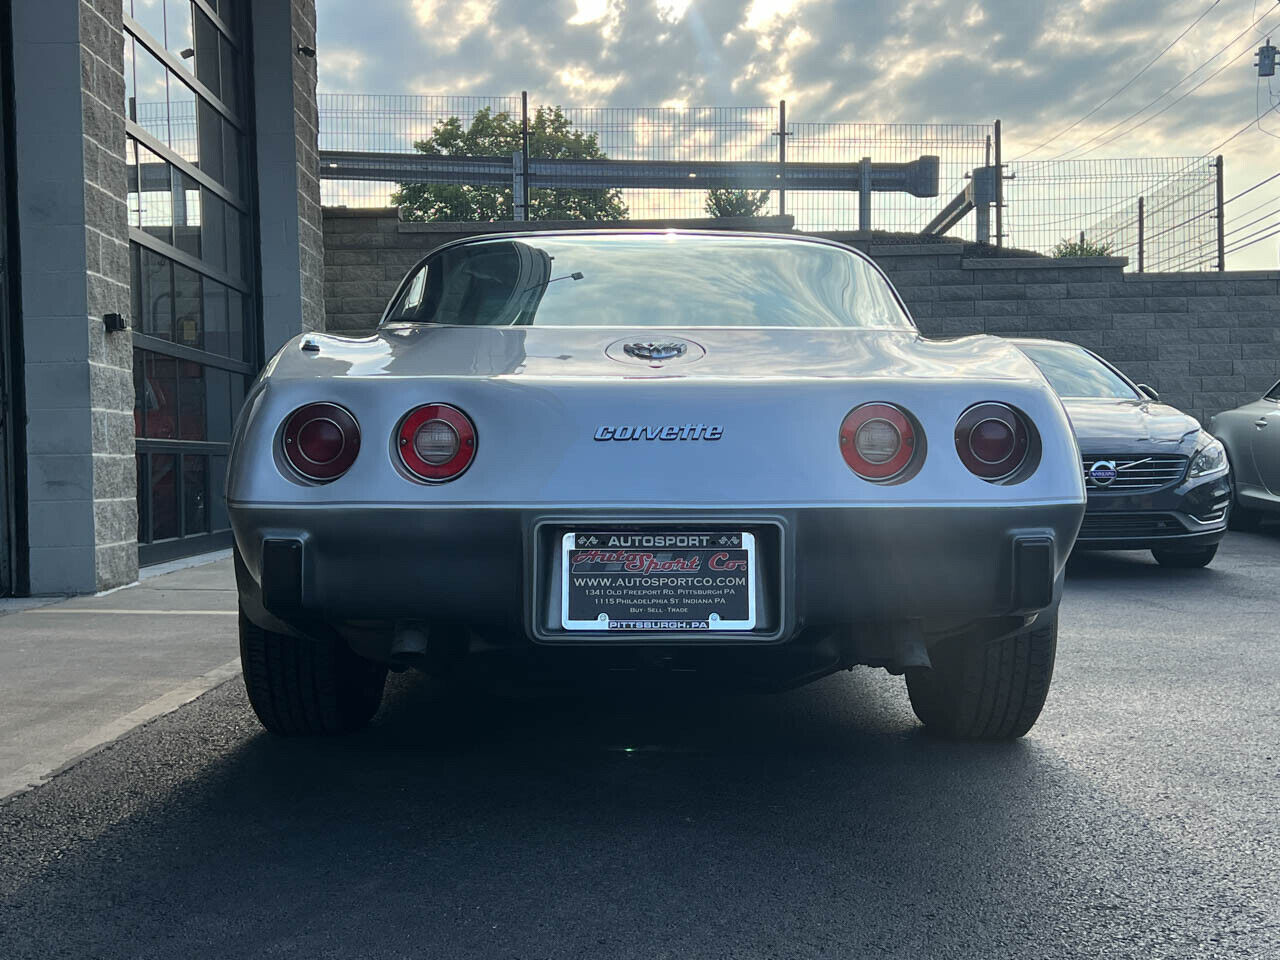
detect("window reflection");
top-left (150, 454), bottom-right (178, 540)
top-left (173, 171), bottom-right (202, 258)
top-left (131, 43), bottom-right (169, 142)
top-left (167, 75), bottom-right (198, 163)
top-left (142, 353), bottom-right (177, 438)
top-left (135, 142), bottom-right (173, 242)
top-left (130, 0), bottom-right (166, 47)
top-left (139, 249), bottom-right (173, 340)
top-left (173, 264), bottom-right (202, 348)
top-left (182, 455), bottom-right (208, 536)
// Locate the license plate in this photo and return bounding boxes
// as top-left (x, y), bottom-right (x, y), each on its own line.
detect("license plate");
top-left (561, 531), bottom-right (756, 632)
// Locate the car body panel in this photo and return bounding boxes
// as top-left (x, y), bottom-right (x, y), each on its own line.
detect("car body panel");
top-left (1211, 383), bottom-right (1280, 512)
top-left (228, 232), bottom-right (1084, 676)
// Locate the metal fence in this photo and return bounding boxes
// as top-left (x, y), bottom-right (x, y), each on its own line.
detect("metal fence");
top-left (317, 94), bottom-right (993, 238)
top-left (313, 93), bottom-right (1223, 269)
top-left (1004, 157), bottom-right (1221, 272)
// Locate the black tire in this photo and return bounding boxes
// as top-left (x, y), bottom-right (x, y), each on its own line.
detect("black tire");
top-left (239, 609), bottom-right (387, 736)
top-left (1151, 544), bottom-right (1218, 568)
top-left (905, 614), bottom-right (1057, 740)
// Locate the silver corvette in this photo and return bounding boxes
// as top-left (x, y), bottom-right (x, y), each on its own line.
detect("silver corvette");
top-left (228, 231), bottom-right (1084, 740)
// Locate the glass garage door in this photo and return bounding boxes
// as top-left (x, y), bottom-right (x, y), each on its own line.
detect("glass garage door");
top-left (123, 0), bottom-right (254, 564)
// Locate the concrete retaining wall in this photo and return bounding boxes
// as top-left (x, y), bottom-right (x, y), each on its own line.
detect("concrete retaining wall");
top-left (322, 209), bottom-right (1280, 424)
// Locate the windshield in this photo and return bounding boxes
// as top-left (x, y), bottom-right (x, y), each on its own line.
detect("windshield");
top-left (383, 234), bottom-right (912, 329)
top-left (1019, 342), bottom-right (1140, 400)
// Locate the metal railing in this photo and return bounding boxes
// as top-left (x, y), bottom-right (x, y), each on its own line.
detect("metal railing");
top-left (309, 94), bottom-right (1226, 269)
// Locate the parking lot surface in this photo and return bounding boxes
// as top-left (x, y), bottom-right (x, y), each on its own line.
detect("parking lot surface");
top-left (1, 531), bottom-right (1278, 959)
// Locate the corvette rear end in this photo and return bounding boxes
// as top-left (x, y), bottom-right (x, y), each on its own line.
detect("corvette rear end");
top-left (228, 231), bottom-right (1084, 740)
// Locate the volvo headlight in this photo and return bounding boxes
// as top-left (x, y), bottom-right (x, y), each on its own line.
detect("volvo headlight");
top-left (1188, 434), bottom-right (1228, 479)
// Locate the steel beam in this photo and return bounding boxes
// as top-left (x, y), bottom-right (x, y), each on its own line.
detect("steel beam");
top-left (318, 151), bottom-right (941, 197)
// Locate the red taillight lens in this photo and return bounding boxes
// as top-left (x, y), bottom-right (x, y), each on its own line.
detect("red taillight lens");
top-left (839, 403), bottom-right (919, 481)
top-left (282, 403), bottom-right (360, 481)
top-left (956, 403), bottom-right (1030, 481)
top-left (397, 404), bottom-right (476, 482)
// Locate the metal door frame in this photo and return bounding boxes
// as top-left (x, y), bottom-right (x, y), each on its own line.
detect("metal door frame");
top-left (0, 0), bottom-right (26, 595)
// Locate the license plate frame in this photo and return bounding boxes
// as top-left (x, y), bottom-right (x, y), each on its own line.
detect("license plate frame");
top-left (560, 530), bottom-right (757, 633)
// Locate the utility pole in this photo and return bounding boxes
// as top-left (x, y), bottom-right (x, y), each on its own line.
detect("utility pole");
top-left (1215, 155), bottom-right (1225, 272)
top-left (519, 91), bottom-right (530, 222)
top-left (1256, 37), bottom-right (1277, 77)
top-left (1137, 196), bottom-right (1145, 273)
top-left (993, 120), bottom-right (1004, 250)
top-left (773, 100), bottom-right (789, 217)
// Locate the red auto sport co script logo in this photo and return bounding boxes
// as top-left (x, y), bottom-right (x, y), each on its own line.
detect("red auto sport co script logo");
top-left (570, 549), bottom-right (747, 575)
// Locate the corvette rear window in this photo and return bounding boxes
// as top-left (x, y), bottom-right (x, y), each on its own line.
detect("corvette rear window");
top-left (383, 234), bottom-right (912, 329)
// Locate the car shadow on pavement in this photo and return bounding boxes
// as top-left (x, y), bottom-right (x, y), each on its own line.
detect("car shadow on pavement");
top-left (3, 662), bottom-right (1268, 959)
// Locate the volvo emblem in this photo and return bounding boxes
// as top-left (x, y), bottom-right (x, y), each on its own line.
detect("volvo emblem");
top-left (1088, 460), bottom-right (1118, 486)
top-left (623, 341), bottom-right (688, 362)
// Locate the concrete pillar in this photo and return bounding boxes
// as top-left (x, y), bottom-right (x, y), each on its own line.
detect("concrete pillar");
top-left (252, 0), bottom-right (326, 357)
top-left (11, 1), bottom-right (136, 593)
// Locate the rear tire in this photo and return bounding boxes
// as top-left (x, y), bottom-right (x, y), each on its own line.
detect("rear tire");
top-left (239, 609), bottom-right (387, 735)
top-left (905, 614), bottom-right (1057, 740)
top-left (1151, 544), bottom-right (1218, 568)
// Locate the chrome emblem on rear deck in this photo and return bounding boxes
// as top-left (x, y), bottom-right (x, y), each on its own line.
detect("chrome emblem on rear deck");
top-left (623, 341), bottom-right (688, 361)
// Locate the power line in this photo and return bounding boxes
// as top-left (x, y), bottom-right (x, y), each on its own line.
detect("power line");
top-left (1224, 220), bottom-right (1280, 255)
top-left (1052, 2), bottom-right (1280, 161)
top-left (1223, 199), bottom-right (1280, 236)
top-left (1222, 213), bottom-right (1280, 248)
top-left (1223, 167), bottom-right (1280, 205)
top-left (1224, 189), bottom-right (1280, 224)
top-left (1012, 0), bottom-right (1223, 161)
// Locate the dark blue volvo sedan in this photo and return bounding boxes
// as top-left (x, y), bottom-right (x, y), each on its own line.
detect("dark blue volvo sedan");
top-left (1016, 339), bottom-right (1230, 568)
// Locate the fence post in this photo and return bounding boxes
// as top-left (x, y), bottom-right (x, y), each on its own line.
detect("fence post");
top-left (520, 91), bottom-right (530, 221)
top-left (1137, 196), bottom-right (1145, 273)
top-left (777, 100), bottom-right (787, 217)
top-left (858, 157), bottom-right (872, 232)
top-left (1215, 154), bottom-right (1225, 272)
top-left (993, 119), bottom-right (1003, 249)
top-left (512, 151), bottom-right (526, 222)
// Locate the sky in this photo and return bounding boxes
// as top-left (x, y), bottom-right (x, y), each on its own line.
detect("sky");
top-left (315, 0), bottom-right (1280, 269)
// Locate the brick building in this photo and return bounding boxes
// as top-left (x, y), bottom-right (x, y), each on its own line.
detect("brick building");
top-left (0, 0), bottom-right (324, 594)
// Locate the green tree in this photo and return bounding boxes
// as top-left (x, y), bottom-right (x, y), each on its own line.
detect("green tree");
top-left (704, 188), bottom-right (771, 218)
top-left (391, 106), bottom-right (628, 222)
top-left (1051, 236), bottom-right (1115, 258)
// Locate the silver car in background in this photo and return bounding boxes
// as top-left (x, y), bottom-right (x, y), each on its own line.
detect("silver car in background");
top-left (228, 231), bottom-right (1084, 741)
top-left (1211, 379), bottom-right (1280, 530)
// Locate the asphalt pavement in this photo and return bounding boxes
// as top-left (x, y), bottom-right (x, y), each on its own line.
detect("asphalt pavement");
top-left (1, 532), bottom-right (1278, 958)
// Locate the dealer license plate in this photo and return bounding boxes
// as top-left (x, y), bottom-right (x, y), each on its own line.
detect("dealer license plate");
top-left (561, 531), bottom-right (757, 632)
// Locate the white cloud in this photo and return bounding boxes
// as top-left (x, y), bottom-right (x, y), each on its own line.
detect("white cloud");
top-left (313, 0), bottom-right (1280, 268)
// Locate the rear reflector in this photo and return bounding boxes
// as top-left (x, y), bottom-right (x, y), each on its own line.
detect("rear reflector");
top-left (397, 404), bottom-right (477, 482)
top-left (839, 403), bottom-right (919, 481)
top-left (282, 403), bottom-right (360, 482)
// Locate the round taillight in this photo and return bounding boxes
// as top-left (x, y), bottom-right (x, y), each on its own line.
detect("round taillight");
top-left (956, 403), bottom-right (1030, 481)
top-left (397, 404), bottom-right (476, 482)
top-left (839, 403), bottom-right (918, 481)
top-left (282, 403), bottom-right (360, 481)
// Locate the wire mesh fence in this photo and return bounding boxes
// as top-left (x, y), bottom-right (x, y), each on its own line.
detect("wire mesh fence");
top-left (315, 93), bottom-right (1223, 269)
top-left (785, 122), bottom-right (993, 233)
top-left (1003, 157), bottom-right (1220, 271)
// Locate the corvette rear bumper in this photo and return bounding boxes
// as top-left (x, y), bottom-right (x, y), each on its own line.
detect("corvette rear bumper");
top-left (230, 501), bottom-right (1083, 646)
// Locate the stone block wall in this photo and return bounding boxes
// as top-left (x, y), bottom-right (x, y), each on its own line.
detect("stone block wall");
top-left (11, 0), bottom-right (137, 593)
top-left (321, 210), bottom-right (1280, 425)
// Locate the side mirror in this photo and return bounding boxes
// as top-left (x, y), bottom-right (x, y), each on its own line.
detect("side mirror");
top-left (1137, 383), bottom-right (1160, 401)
